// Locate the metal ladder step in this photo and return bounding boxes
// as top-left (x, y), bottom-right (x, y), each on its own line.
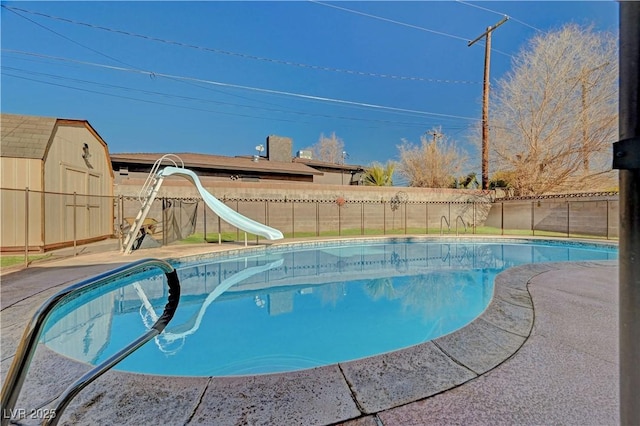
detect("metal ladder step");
top-left (123, 176), bottom-right (165, 254)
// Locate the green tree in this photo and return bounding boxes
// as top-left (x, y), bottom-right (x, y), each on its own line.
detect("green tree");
top-left (488, 170), bottom-right (515, 190)
top-left (451, 172), bottom-right (479, 189)
top-left (363, 161), bottom-right (395, 186)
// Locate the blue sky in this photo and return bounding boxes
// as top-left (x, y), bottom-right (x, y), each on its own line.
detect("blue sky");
top-left (1, 1), bottom-right (618, 171)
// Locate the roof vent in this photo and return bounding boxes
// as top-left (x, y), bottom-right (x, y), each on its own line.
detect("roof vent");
top-left (297, 150), bottom-right (313, 159)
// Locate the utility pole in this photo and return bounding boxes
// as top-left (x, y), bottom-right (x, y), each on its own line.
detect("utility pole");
top-left (468, 16), bottom-right (508, 190)
top-left (580, 77), bottom-right (589, 171)
top-left (613, 2), bottom-right (640, 424)
top-left (427, 129), bottom-right (442, 144)
top-left (573, 62), bottom-right (610, 173)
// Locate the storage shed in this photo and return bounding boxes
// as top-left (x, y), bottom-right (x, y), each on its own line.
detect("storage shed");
top-left (1, 113), bottom-right (114, 252)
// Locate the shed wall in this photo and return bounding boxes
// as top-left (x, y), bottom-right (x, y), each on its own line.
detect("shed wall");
top-left (42, 124), bottom-right (114, 249)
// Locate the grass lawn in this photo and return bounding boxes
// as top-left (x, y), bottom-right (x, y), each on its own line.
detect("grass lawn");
top-left (178, 227), bottom-right (615, 244)
top-left (1, 254), bottom-right (52, 268)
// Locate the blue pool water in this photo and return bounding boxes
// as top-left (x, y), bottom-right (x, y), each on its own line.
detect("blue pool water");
top-left (42, 239), bottom-right (616, 377)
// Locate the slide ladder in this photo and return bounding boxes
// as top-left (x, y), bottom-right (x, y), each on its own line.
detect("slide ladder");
top-left (122, 155), bottom-right (183, 254)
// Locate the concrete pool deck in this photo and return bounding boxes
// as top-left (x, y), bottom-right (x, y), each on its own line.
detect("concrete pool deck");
top-left (1, 238), bottom-right (619, 425)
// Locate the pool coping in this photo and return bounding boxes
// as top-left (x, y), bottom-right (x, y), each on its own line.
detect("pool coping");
top-left (1, 236), bottom-right (618, 425)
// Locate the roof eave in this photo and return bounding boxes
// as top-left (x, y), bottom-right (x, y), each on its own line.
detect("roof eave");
top-left (110, 157), bottom-right (322, 176)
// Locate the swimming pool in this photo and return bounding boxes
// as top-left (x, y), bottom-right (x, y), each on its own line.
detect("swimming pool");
top-left (41, 238), bottom-right (616, 377)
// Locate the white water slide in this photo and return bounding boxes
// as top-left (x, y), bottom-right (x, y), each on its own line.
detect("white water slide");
top-left (123, 161), bottom-right (283, 254)
top-left (161, 166), bottom-right (284, 240)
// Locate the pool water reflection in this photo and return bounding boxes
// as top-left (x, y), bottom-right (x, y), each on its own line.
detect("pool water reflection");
top-left (42, 239), bottom-right (616, 377)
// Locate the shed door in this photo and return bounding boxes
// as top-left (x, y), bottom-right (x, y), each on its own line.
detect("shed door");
top-left (88, 173), bottom-right (104, 234)
top-left (64, 168), bottom-right (89, 241)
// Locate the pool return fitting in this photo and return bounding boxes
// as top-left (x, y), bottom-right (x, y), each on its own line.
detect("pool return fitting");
top-left (1, 258), bottom-right (181, 426)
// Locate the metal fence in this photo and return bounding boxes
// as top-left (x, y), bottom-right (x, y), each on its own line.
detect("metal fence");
top-left (1, 188), bottom-right (619, 267)
top-left (1, 188), bottom-right (115, 265)
top-left (486, 198), bottom-right (619, 239)
top-left (117, 195), bottom-right (491, 243)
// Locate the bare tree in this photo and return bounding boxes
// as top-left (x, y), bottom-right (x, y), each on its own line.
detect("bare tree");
top-left (306, 132), bottom-right (345, 163)
top-left (397, 128), bottom-right (467, 188)
top-left (490, 24), bottom-right (618, 196)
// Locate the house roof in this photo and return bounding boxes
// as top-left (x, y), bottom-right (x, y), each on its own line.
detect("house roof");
top-left (0, 113), bottom-right (109, 160)
top-left (1, 113), bottom-right (57, 159)
top-left (292, 157), bottom-right (365, 172)
top-left (110, 152), bottom-right (323, 176)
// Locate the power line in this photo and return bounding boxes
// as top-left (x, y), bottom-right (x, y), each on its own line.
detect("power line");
top-left (310, 0), bottom-right (470, 41)
top-left (454, 1), bottom-right (542, 32)
top-left (1, 72), bottom-right (321, 125)
top-left (3, 66), bottom-right (457, 128)
top-left (3, 49), bottom-right (480, 122)
top-left (3, 6), bottom-right (136, 69)
top-left (1, 5), bottom-right (481, 85)
top-left (3, 4), bottom-right (310, 114)
top-left (310, 0), bottom-right (513, 58)
top-left (4, 71), bottom-right (472, 134)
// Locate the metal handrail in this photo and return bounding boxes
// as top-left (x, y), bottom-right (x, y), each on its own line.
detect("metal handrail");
top-left (455, 215), bottom-right (467, 236)
top-left (1, 258), bottom-right (181, 426)
top-left (440, 215), bottom-right (450, 235)
top-left (138, 154), bottom-right (184, 204)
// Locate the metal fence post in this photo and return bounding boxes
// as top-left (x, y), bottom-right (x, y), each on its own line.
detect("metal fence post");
top-left (473, 202), bottom-right (477, 234)
top-left (567, 201), bottom-right (570, 238)
top-left (162, 198), bottom-right (167, 246)
top-left (203, 202), bottom-right (207, 242)
top-left (118, 195), bottom-right (123, 251)
top-left (383, 200), bottom-right (386, 235)
top-left (24, 187), bottom-right (29, 267)
top-left (501, 202), bottom-right (504, 236)
top-left (292, 200), bottom-right (295, 238)
top-left (73, 192), bottom-right (77, 256)
top-left (426, 202), bottom-right (429, 234)
top-left (531, 201), bottom-right (535, 236)
top-left (606, 199), bottom-right (610, 240)
top-left (361, 200), bottom-right (364, 235)
top-left (404, 202), bottom-right (408, 234)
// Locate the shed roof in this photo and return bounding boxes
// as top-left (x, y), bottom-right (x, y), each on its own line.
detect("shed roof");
top-left (1, 113), bottom-right (57, 159)
top-left (1, 113), bottom-right (109, 161)
top-left (110, 152), bottom-right (323, 176)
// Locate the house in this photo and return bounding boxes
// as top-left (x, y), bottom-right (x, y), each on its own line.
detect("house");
top-left (0, 113), bottom-right (114, 252)
top-left (110, 151), bottom-right (322, 187)
top-left (292, 157), bottom-right (365, 185)
top-left (111, 135), bottom-right (365, 196)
